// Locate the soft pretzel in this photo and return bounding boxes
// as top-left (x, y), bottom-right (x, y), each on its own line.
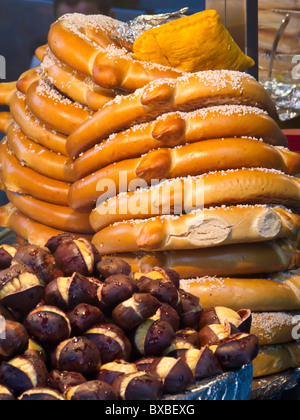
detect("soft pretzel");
top-left (0, 141), bottom-right (70, 206)
top-left (48, 13), bottom-right (184, 93)
top-left (66, 70), bottom-right (278, 159)
top-left (6, 123), bottom-right (74, 183)
top-left (0, 81), bottom-right (16, 105)
top-left (25, 79), bottom-right (93, 135)
top-left (35, 44), bottom-right (47, 62)
top-left (91, 205), bottom-right (300, 253)
top-left (180, 270), bottom-right (300, 312)
top-left (83, 168), bottom-right (300, 222)
top-left (71, 138), bottom-right (300, 206)
top-left (251, 312), bottom-right (300, 346)
top-left (6, 192), bottom-right (93, 234)
top-left (40, 48), bottom-right (118, 111)
top-left (0, 204), bottom-right (92, 247)
top-left (9, 91), bottom-right (67, 156)
top-left (16, 67), bottom-right (40, 94)
top-left (103, 239), bottom-right (300, 279)
top-left (0, 112), bottom-right (12, 134)
top-left (73, 105), bottom-right (288, 180)
top-left (253, 342), bottom-right (300, 378)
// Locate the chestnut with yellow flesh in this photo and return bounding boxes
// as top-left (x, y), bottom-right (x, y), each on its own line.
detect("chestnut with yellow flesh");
top-left (64, 380), bottom-right (117, 400)
top-left (0, 244), bottom-right (17, 270)
top-left (181, 348), bottom-right (222, 380)
top-left (113, 371), bottom-right (163, 400)
top-left (18, 388), bottom-right (65, 400)
top-left (0, 355), bottom-right (48, 396)
top-left (134, 319), bottom-right (174, 356)
top-left (0, 385), bottom-right (15, 400)
top-left (98, 361), bottom-right (138, 385)
top-left (0, 320), bottom-right (29, 361)
top-left (198, 323), bottom-right (232, 347)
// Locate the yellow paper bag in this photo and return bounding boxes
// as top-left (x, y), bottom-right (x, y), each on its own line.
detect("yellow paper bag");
top-left (133, 10), bottom-right (255, 72)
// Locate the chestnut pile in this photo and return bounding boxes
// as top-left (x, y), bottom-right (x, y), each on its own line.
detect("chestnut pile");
top-left (0, 234), bottom-right (259, 400)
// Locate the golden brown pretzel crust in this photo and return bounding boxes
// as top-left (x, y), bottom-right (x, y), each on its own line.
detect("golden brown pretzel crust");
top-left (0, 82), bottom-right (17, 105)
top-left (7, 123), bottom-right (74, 183)
top-left (48, 13), bottom-right (184, 93)
top-left (9, 91), bottom-right (68, 156)
top-left (0, 113), bottom-right (12, 134)
top-left (253, 342), bottom-right (300, 378)
top-left (6, 192), bottom-right (93, 234)
top-left (0, 141), bottom-right (70, 206)
top-left (91, 205), bottom-right (300, 253)
top-left (100, 239), bottom-right (300, 279)
top-left (25, 79), bottom-right (93, 136)
top-left (73, 105), bottom-right (287, 180)
top-left (66, 70), bottom-right (277, 159)
top-left (180, 269), bottom-right (300, 311)
top-left (70, 138), bottom-right (300, 211)
top-left (80, 168), bottom-right (300, 220)
top-left (0, 204), bottom-right (92, 247)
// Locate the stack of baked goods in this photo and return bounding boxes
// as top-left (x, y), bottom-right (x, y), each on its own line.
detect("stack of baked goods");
top-left (258, 0), bottom-right (300, 80)
top-left (0, 10), bottom-right (300, 383)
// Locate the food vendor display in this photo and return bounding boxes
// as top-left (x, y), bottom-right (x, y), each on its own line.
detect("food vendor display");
top-left (0, 9), bottom-right (299, 400)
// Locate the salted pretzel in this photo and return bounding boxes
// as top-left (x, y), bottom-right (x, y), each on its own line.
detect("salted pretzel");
top-left (91, 205), bottom-right (300, 254)
top-left (73, 104), bottom-right (288, 180)
top-left (35, 44), bottom-right (47, 62)
top-left (251, 311), bottom-right (300, 346)
top-left (0, 204), bottom-right (92, 247)
top-left (0, 112), bottom-right (12, 134)
top-left (6, 192), bottom-right (93, 234)
top-left (180, 270), bottom-right (300, 312)
top-left (48, 13), bottom-right (185, 93)
top-left (9, 91), bottom-right (68, 156)
top-left (40, 48), bottom-right (118, 111)
top-left (66, 70), bottom-right (278, 159)
top-left (75, 167), bottom-right (300, 217)
top-left (253, 342), bottom-right (300, 378)
top-left (7, 123), bottom-right (75, 183)
top-left (70, 138), bottom-right (300, 207)
top-left (25, 79), bottom-right (93, 135)
top-left (0, 141), bottom-right (70, 206)
top-left (104, 239), bottom-right (300, 279)
top-left (16, 67), bottom-right (40, 94)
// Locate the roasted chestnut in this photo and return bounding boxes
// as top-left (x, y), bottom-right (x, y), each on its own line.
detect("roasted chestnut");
top-left (198, 323), bottom-right (233, 348)
top-left (66, 303), bottom-right (104, 335)
top-left (112, 293), bottom-right (161, 331)
top-left (134, 319), bottom-right (174, 357)
top-left (150, 303), bottom-right (180, 332)
top-left (135, 267), bottom-right (180, 289)
top-left (24, 305), bottom-right (71, 344)
top-left (210, 333), bottom-right (259, 370)
top-left (97, 274), bottom-right (139, 312)
top-left (18, 388), bottom-right (65, 400)
top-left (97, 257), bottom-right (132, 279)
top-left (112, 372), bottom-right (163, 400)
top-left (134, 357), bottom-right (159, 372)
top-left (0, 355), bottom-right (48, 396)
top-left (180, 348), bottom-right (222, 381)
top-left (84, 324), bottom-right (131, 364)
top-left (51, 336), bottom-right (101, 375)
top-left (53, 238), bottom-right (101, 277)
top-left (163, 337), bottom-right (197, 357)
top-left (148, 357), bottom-right (194, 395)
top-left (64, 380), bottom-right (117, 400)
top-left (24, 338), bottom-right (47, 362)
top-left (0, 244), bottom-right (17, 270)
top-left (12, 244), bottom-right (59, 285)
top-left (0, 320), bottom-right (29, 362)
top-left (48, 370), bottom-right (87, 394)
top-left (137, 277), bottom-right (180, 309)
top-left (175, 328), bottom-right (199, 347)
top-left (0, 384), bottom-right (15, 400)
top-left (45, 233), bottom-right (76, 254)
top-left (199, 307), bottom-right (252, 334)
top-left (44, 272), bottom-right (98, 310)
top-left (0, 264), bottom-right (44, 315)
top-left (178, 289), bottom-right (203, 329)
top-left (97, 360), bottom-right (138, 385)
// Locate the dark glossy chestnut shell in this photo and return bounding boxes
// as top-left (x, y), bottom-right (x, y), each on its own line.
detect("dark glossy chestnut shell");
top-left (0, 320), bottom-right (29, 362)
top-left (65, 380), bottom-right (117, 401)
top-left (66, 303), bottom-right (104, 335)
top-left (18, 388), bottom-right (65, 400)
top-left (97, 274), bottom-right (139, 312)
top-left (97, 257), bottom-right (132, 279)
top-left (134, 320), bottom-right (174, 357)
top-left (47, 370), bottom-right (87, 394)
top-left (112, 372), bottom-right (163, 400)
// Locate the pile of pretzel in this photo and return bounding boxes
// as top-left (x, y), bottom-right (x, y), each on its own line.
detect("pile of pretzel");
top-left (0, 12), bottom-right (300, 380)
